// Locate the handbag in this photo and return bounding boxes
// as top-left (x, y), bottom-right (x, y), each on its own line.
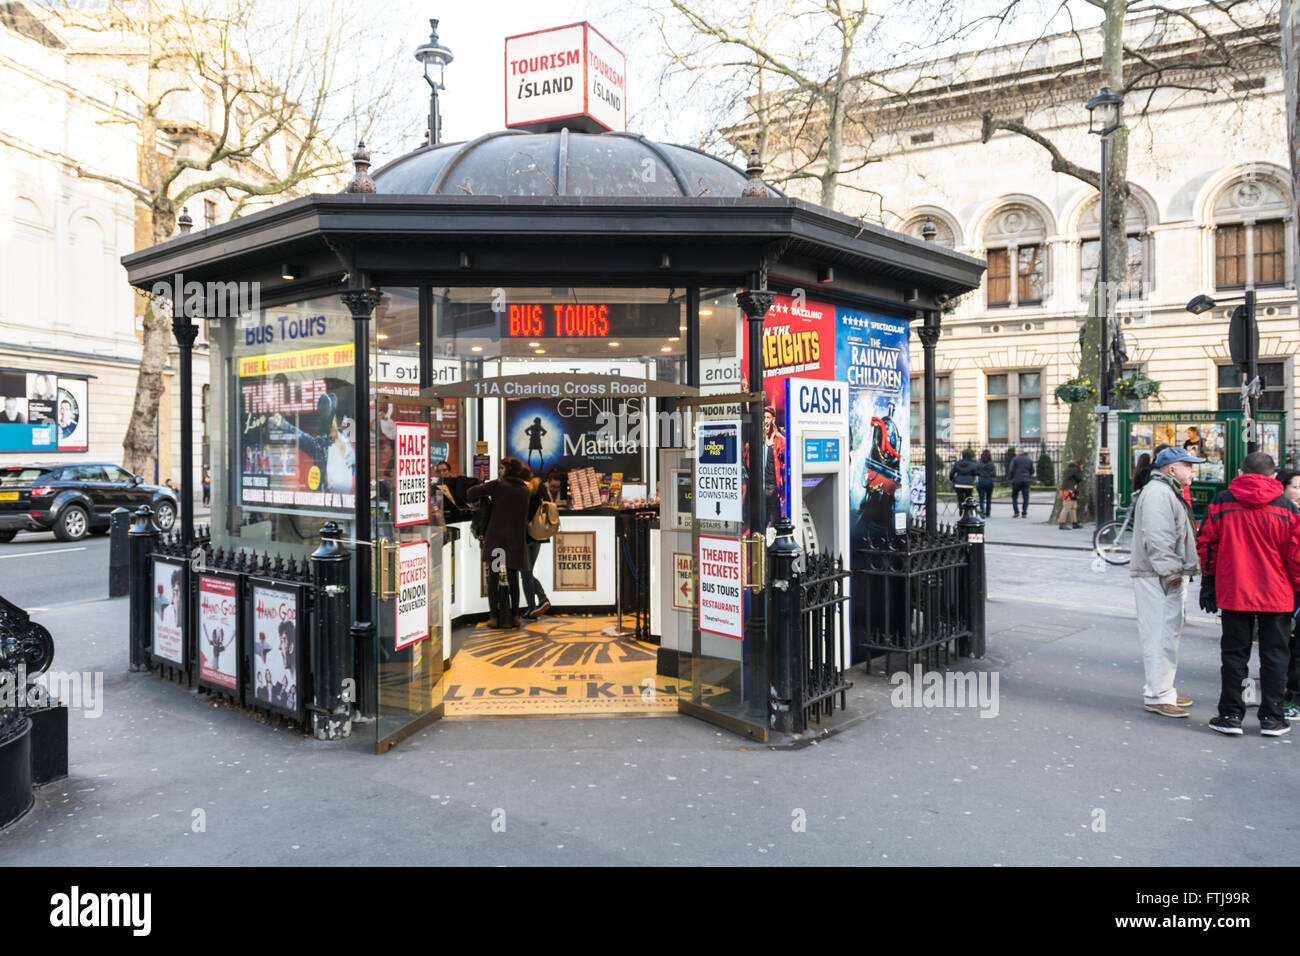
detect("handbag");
top-left (470, 495), bottom-right (493, 541)
top-left (528, 497), bottom-right (560, 541)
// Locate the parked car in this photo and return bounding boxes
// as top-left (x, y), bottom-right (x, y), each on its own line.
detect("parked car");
top-left (0, 463), bottom-right (178, 542)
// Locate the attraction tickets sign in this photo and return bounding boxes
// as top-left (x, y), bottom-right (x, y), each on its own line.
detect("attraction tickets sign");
top-left (151, 558), bottom-right (186, 665)
top-left (697, 535), bottom-right (742, 640)
top-left (505, 22), bottom-right (626, 133)
top-left (395, 541), bottom-right (430, 651)
top-left (197, 574), bottom-right (239, 692)
top-left (238, 327), bottom-right (357, 518)
top-left (394, 422), bottom-right (430, 526)
top-left (694, 421), bottom-right (742, 523)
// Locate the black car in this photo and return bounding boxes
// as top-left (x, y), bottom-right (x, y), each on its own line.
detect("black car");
top-left (0, 463), bottom-right (178, 542)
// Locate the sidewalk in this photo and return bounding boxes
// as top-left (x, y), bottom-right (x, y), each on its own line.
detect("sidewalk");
top-left (937, 493), bottom-right (1096, 550)
top-left (0, 553), bottom-right (1292, 867)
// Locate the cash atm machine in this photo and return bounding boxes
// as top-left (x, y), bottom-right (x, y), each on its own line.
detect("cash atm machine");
top-left (783, 377), bottom-right (851, 663)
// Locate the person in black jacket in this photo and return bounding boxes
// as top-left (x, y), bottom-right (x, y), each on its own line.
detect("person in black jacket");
top-left (1132, 452), bottom-right (1152, 494)
top-left (948, 449), bottom-right (979, 511)
top-left (1058, 457), bottom-right (1084, 530)
top-left (1009, 449), bottom-right (1035, 518)
top-left (466, 457), bottom-right (534, 628)
top-left (976, 449), bottom-right (996, 518)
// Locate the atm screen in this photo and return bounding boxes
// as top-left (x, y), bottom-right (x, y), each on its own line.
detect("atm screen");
top-left (802, 476), bottom-right (827, 490)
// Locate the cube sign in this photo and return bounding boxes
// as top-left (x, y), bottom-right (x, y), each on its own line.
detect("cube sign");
top-left (505, 22), bottom-right (626, 133)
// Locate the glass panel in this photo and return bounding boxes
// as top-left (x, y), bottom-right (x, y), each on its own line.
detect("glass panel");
top-left (935, 376), bottom-right (950, 398)
top-left (1017, 244), bottom-right (1044, 303)
top-left (988, 400), bottom-right (1008, 440)
top-left (1019, 372), bottom-right (1040, 395)
top-left (1256, 220), bottom-right (1285, 285)
top-left (373, 280), bottom-right (445, 752)
top-left (1216, 224), bottom-right (1245, 288)
top-left (1125, 235), bottom-right (1144, 296)
top-left (1217, 392), bottom-right (1240, 411)
top-left (910, 400), bottom-right (921, 441)
top-left (936, 401), bottom-right (951, 441)
top-left (1260, 391), bottom-right (1286, 411)
top-left (987, 374), bottom-right (1007, 395)
top-left (1217, 364), bottom-right (1239, 389)
top-left (1080, 238), bottom-right (1099, 296)
top-left (986, 249), bottom-right (1011, 306)
top-left (1260, 361), bottom-right (1285, 388)
top-left (1019, 398), bottom-right (1041, 440)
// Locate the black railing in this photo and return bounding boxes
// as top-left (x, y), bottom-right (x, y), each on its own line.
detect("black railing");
top-left (912, 442), bottom-right (1069, 489)
top-left (794, 551), bottom-right (852, 731)
top-left (616, 509), bottom-right (657, 643)
top-left (852, 508), bottom-right (984, 674)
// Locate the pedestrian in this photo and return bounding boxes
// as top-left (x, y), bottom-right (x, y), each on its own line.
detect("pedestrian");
top-left (1276, 468), bottom-right (1300, 721)
top-left (201, 465), bottom-right (211, 507)
top-left (1058, 457), bottom-right (1084, 530)
top-left (1132, 453), bottom-right (1151, 494)
top-left (521, 472), bottom-right (560, 619)
top-left (1197, 452), bottom-right (1300, 736)
top-left (1130, 446), bottom-right (1204, 718)
top-left (948, 449), bottom-right (978, 512)
top-left (976, 449), bottom-right (996, 518)
top-left (466, 456), bottom-right (533, 628)
top-left (1008, 447), bottom-right (1034, 518)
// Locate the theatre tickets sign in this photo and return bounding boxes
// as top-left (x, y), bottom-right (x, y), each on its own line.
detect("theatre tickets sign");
top-left (505, 22), bottom-right (626, 132)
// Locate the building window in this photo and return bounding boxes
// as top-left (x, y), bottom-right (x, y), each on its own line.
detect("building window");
top-left (1212, 172), bottom-right (1292, 290)
top-left (910, 375), bottom-right (951, 443)
top-left (987, 370), bottom-right (1041, 442)
top-left (982, 203), bottom-right (1050, 309)
top-left (1217, 361), bottom-right (1286, 411)
top-left (1078, 196), bottom-right (1149, 299)
top-left (204, 200), bottom-right (217, 230)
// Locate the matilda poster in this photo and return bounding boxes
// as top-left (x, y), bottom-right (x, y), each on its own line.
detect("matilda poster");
top-left (504, 396), bottom-right (642, 481)
top-left (740, 293), bottom-right (836, 523)
top-left (835, 307), bottom-right (911, 543)
top-left (238, 333), bottom-right (356, 517)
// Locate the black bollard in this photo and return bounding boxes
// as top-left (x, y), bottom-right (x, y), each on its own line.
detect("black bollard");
top-left (108, 508), bottom-right (131, 598)
top-left (127, 506), bottom-right (158, 672)
top-left (956, 497), bottom-right (987, 659)
top-left (310, 521), bottom-right (351, 740)
top-left (767, 516), bottom-right (804, 734)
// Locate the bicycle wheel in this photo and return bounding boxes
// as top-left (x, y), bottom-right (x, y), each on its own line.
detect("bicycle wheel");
top-left (1094, 520), bottom-right (1132, 565)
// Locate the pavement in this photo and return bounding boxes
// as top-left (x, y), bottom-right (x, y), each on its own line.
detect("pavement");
top-left (0, 520), bottom-right (1295, 867)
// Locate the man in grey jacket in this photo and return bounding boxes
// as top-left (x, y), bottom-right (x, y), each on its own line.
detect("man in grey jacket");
top-left (1008, 449), bottom-right (1035, 518)
top-left (1130, 446), bottom-right (1205, 717)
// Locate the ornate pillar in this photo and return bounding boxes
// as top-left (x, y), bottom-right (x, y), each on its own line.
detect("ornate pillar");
top-left (171, 310), bottom-right (199, 557)
top-left (918, 312), bottom-right (942, 539)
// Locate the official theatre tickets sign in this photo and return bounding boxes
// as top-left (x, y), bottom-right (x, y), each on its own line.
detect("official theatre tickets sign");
top-left (553, 531), bottom-right (596, 591)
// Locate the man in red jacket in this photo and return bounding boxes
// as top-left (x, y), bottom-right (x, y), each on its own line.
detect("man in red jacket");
top-left (1197, 452), bottom-right (1300, 736)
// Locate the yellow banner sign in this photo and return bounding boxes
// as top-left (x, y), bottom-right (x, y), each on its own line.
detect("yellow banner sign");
top-left (238, 343), bottom-right (355, 378)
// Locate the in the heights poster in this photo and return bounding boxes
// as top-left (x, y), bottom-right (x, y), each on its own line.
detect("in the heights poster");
top-left (835, 307), bottom-right (911, 545)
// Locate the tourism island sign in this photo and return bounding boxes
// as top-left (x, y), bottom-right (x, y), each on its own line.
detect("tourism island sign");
top-left (505, 22), bottom-right (627, 133)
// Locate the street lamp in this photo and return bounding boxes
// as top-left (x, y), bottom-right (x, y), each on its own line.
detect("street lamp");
top-left (1186, 292), bottom-right (1260, 453)
top-left (414, 19), bottom-right (454, 146)
top-left (1086, 85), bottom-right (1123, 528)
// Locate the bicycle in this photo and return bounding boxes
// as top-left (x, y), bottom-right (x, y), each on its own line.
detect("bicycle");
top-left (1093, 492), bottom-right (1138, 565)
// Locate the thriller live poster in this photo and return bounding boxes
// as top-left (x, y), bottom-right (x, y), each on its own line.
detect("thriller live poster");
top-left (741, 293), bottom-right (836, 522)
top-left (835, 307), bottom-right (911, 543)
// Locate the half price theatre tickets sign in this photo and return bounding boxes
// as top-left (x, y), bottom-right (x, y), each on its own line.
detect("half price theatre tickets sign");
top-left (505, 21), bottom-right (627, 133)
top-left (394, 423), bottom-right (430, 526)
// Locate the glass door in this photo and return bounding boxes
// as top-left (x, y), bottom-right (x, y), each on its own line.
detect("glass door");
top-left (373, 393), bottom-right (445, 752)
top-left (676, 392), bottom-right (768, 740)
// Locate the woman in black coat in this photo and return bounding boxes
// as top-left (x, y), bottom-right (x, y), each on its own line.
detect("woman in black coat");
top-left (975, 449), bottom-right (997, 518)
top-left (948, 449), bottom-right (980, 511)
top-left (466, 457), bottom-right (534, 627)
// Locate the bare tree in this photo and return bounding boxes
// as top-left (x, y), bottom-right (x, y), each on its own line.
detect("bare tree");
top-left (48, 0), bottom-right (383, 477)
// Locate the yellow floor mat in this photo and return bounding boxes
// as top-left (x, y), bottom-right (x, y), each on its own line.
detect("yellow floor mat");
top-left (444, 614), bottom-right (679, 719)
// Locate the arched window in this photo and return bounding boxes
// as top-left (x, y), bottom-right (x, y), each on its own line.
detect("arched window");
top-left (982, 204), bottom-right (1048, 308)
top-left (1211, 172), bottom-right (1291, 289)
top-left (1078, 197), bottom-right (1149, 299)
top-left (900, 213), bottom-right (957, 250)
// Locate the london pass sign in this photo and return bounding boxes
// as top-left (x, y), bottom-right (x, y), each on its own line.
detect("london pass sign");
top-left (505, 21), bottom-right (626, 133)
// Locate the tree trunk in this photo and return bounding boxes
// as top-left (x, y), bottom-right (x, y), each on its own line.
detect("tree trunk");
top-left (121, 203), bottom-right (177, 479)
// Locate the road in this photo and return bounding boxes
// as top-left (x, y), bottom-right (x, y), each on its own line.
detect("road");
top-left (0, 531), bottom-right (109, 611)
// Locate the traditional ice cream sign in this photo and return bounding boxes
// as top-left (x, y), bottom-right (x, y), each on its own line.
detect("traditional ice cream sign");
top-left (505, 22), bottom-right (626, 133)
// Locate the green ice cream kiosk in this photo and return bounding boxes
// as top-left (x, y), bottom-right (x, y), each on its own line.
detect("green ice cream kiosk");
top-left (1117, 409), bottom-right (1287, 519)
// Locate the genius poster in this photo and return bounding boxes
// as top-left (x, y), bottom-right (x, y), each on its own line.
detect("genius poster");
top-left (835, 307), bottom-right (911, 543)
top-left (504, 395), bottom-right (642, 481)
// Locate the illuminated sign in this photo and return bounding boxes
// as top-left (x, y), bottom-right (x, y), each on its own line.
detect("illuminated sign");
top-left (505, 22), bottom-right (627, 133)
top-left (440, 301), bottom-right (679, 340)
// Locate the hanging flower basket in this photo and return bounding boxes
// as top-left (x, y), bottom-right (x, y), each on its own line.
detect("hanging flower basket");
top-left (1114, 373), bottom-right (1161, 402)
top-left (1054, 378), bottom-right (1096, 404)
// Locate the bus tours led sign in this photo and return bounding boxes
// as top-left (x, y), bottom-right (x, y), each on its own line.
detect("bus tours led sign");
top-left (441, 301), bottom-right (679, 340)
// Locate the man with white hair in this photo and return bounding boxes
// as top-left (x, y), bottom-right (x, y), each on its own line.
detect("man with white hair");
top-left (1129, 446), bottom-right (1205, 718)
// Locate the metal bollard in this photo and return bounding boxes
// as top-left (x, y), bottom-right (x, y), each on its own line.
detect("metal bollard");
top-left (956, 498), bottom-right (987, 659)
top-left (767, 516), bottom-right (804, 734)
top-left (309, 521), bottom-right (351, 740)
top-left (127, 506), bottom-right (158, 672)
top-left (108, 508), bottom-right (131, 598)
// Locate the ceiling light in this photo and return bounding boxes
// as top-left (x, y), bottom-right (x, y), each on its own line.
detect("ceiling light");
top-left (534, 349), bottom-right (546, 354)
top-left (608, 341), bottom-right (620, 347)
top-left (471, 345), bottom-right (483, 352)
top-left (528, 342), bottom-right (540, 347)
top-left (376, 333), bottom-right (389, 340)
top-left (699, 309), bottom-right (713, 316)
top-left (669, 336), bottom-right (680, 342)
top-left (660, 346), bottom-right (672, 352)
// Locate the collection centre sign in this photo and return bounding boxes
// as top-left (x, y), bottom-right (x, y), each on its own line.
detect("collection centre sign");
top-left (504, 21), bottom-right (627, 133)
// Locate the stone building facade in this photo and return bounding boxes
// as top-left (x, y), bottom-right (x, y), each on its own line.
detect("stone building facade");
top-left (773, 1), bottom-right (1295, 464)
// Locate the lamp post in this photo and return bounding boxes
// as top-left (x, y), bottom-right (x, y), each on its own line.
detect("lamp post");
top-left (1187, 291), bottom-right (1260, 454)
top-left (414, 19), bottom-right (453, 146)
top-left (1086, 86), bottom-right (1123, 527)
